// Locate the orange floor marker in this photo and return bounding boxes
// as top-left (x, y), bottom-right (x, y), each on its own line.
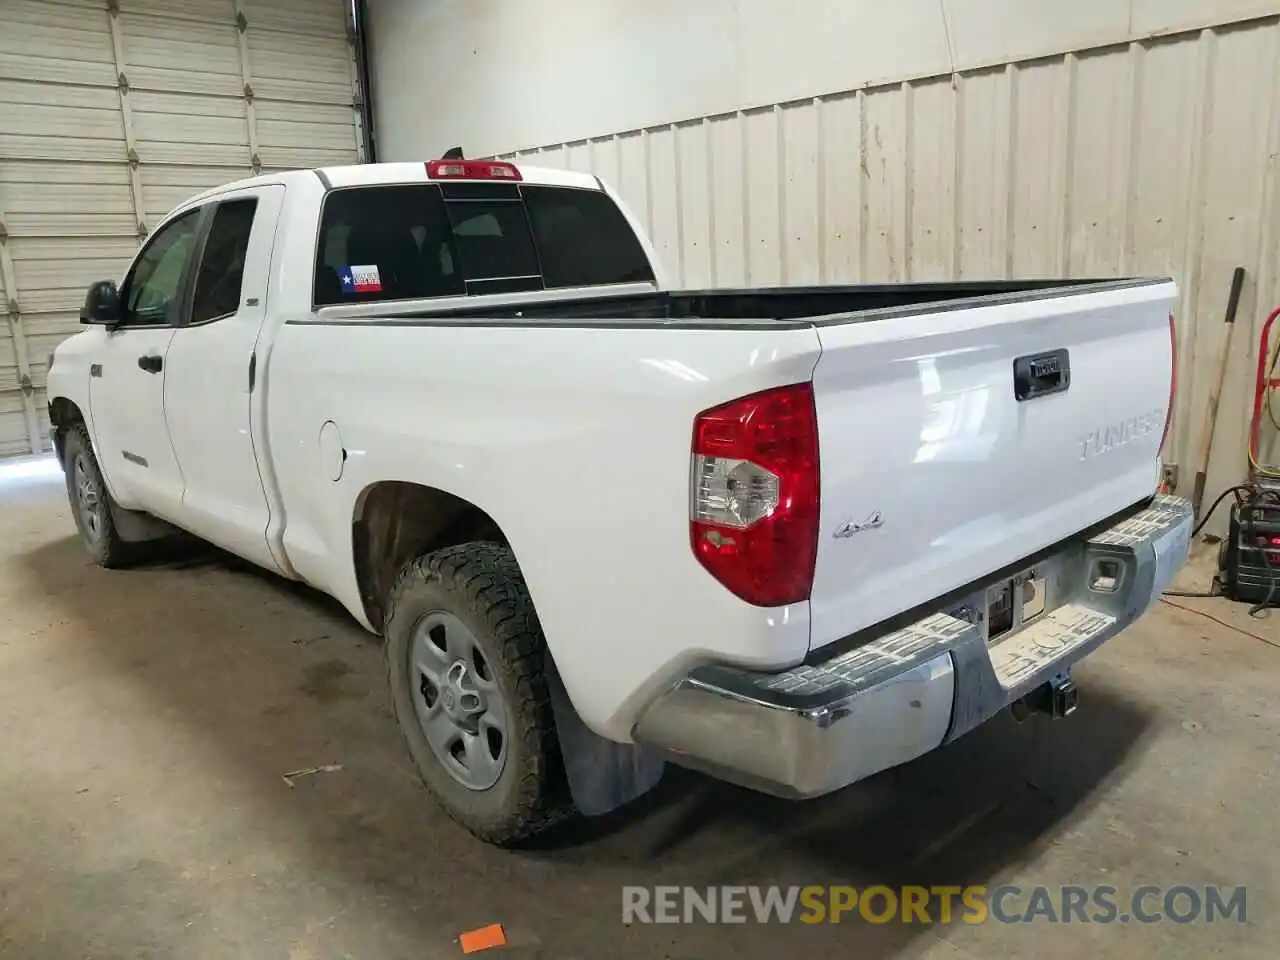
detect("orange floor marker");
top-left (458, 923), bottom-right (507, 953)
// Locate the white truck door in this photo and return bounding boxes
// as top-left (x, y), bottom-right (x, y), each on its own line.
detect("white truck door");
top-left (88, 208), bottom-right (203, 517)
top-left (162, 185), bottom-right (286, 573)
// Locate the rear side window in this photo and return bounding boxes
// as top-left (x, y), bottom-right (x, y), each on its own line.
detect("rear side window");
top-left (313, 182), bottom-right (654, 307)
top-left (192, 198), bottom-right (257, 323)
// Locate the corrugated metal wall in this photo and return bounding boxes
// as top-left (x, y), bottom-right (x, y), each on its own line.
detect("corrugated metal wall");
top-left (0, 0), bottom-right (363, 458)
top-left (499, 15), bottom-right (1280, 517)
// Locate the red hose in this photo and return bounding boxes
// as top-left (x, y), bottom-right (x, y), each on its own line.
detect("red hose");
top-left (1249, 305), bottom-right (1280, 479)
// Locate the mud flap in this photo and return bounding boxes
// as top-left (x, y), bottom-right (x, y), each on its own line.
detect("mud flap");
top-left (544, 657), bottom-right (665, 817)
top-left (109, 501), bottom-right (179, 543)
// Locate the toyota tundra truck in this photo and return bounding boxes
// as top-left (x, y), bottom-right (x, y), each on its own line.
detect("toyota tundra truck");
top-left (46, 157), bottom-right (1191, 845)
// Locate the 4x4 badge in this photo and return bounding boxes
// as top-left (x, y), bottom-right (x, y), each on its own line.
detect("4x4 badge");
top-left (834, 511), bottom-right (883, 538)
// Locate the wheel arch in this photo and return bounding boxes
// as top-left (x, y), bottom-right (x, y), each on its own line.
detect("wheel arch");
top-left (47, 396), bottom-right (85, 465)
top-left (351, 480), bottom-right (513, 633)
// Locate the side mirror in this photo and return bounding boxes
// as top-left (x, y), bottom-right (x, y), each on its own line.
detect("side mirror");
top-left (81, 280), bottom-right (121, 328)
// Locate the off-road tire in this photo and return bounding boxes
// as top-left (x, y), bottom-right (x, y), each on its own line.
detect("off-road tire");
top-left (383, 542), bottom-right (574, 845)
top-left (62, 424), bottom-right (148, 568)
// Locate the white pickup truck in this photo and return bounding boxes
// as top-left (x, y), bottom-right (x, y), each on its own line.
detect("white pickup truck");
top-left (48, 158), bottom-right (1192, 845)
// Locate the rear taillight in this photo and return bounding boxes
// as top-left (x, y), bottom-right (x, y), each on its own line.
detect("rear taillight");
top-left (690, 383), bottom-right (820, 606)
top-left (1160, 312), bottom-right (1177, 456)
top-left (425, 159), bottom-right (522, 181)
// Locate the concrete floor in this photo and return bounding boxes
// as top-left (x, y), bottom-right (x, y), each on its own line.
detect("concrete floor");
top-left (0, 460), bottom-right (1276, 959)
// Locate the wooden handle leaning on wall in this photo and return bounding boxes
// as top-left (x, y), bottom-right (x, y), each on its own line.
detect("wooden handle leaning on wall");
top-left (1191, 266), bottom-right (1245, 521)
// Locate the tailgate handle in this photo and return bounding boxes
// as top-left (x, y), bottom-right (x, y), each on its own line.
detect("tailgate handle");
top-left (1014, 349), bottom-right (1070, 401)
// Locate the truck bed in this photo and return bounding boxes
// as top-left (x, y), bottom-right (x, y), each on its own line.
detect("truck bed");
top-left (364, 277), bottom-right (1163, 325)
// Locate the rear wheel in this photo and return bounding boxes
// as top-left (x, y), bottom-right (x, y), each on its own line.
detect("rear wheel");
top-left (62, 425), bottom-right (144, 568)
top-left (383, 542), bottom-right (574, 845)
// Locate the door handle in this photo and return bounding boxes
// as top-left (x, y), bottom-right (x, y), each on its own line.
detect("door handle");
top-left (137, 355), bottom-right (163, 374)
top-left (1013, 349), bottom-right (1070, 401)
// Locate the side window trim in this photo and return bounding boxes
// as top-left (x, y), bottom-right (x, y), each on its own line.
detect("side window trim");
top-left (183, 194), bottom-right (260, 327)
top-left (117, 205), bottom-right (209, 330)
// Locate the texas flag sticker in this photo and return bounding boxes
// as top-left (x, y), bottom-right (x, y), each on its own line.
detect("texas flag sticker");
top-left (339, 264), bottom-right (382, 294)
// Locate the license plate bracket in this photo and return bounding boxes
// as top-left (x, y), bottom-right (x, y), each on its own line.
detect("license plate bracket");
top-left (985, 569), bottom-right (1046, 645)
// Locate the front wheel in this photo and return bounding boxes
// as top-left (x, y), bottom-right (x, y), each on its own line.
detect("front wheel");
top-left (383, 542), bottom-right (575, 845)
top-left (62, 425), bottom-right (145, 568)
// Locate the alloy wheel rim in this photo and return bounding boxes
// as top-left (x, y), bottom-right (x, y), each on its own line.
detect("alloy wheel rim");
top-left (408, 611), bottom-right (508, 790)
top-left (74, 455), bottom-right (103, 543)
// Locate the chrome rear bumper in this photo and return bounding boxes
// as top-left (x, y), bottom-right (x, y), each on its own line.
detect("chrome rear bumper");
top-left (633, 496), bottom-right (1192, 798)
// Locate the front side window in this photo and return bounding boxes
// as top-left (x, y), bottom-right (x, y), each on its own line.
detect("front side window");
top-left (191, 198), bottom-right (258, 323)
top-left (123, 210), bottom-right (202, 325)
top-left (313, 182), bottom-right (655, 307)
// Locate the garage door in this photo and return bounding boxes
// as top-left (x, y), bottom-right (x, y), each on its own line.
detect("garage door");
top-left (0, 0), bottom-right (364, 458)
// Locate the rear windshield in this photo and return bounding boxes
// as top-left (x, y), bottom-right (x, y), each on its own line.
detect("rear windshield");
top-left (314, 182), bottom-right (655, 306)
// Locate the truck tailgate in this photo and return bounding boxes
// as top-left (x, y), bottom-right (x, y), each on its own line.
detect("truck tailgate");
top-left (807, 280), bottom-right (1177, 652)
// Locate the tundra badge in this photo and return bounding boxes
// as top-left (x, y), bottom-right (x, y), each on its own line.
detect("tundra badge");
top-left (1078, 407), bottom-right (1164, 461)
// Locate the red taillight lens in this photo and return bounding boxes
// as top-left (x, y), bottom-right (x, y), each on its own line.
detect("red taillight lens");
top-left (425, 159), bottom-right (522, 181)
top-left (1160, 312), bottom-right (1177, 456)
top-left (690, 383), bottom-right (820, 606)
